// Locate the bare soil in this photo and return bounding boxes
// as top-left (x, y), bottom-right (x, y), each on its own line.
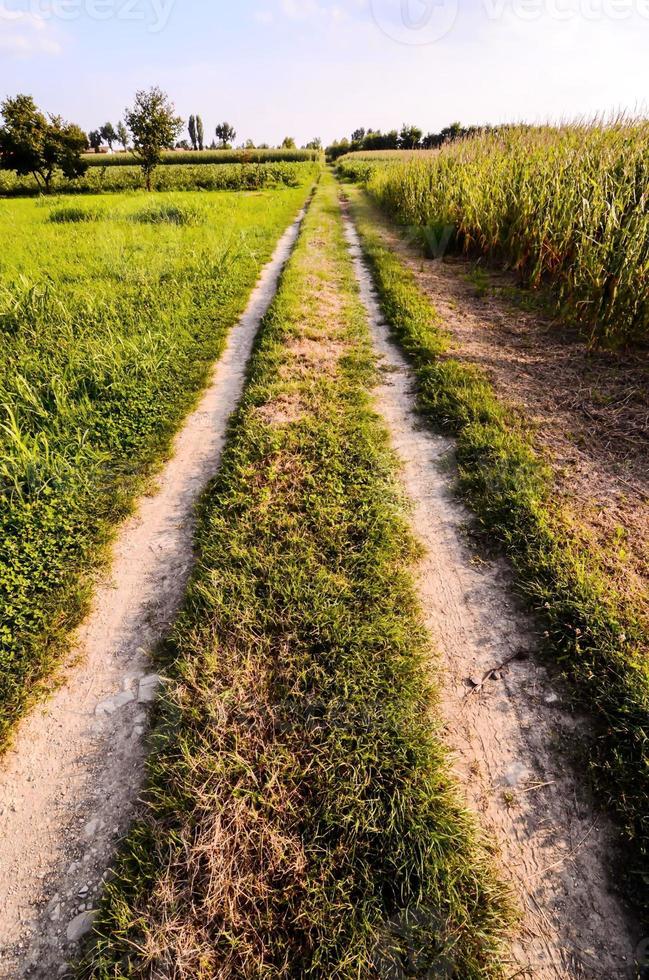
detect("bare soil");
top-left (0, 207), bottom-right (306, 979)
top-left (344, 209), bottom-right (641, 979)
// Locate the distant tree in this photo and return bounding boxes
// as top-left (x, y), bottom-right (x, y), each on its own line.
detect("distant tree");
top-left (421, 132), bottom-right (441, 149)
top-left (0, 94), bottom-right (87, 193)
top-left (351, 127), bottom-right (366, 145)
top-left (439, 121), bottom-right (463, 144)
top-left (257, 142), bottom-right (270, 149)
top-left (244, 138), bottom-right (256, 149)
top-left (196, 115), bottom-right (204, 151)
top-left (88, 129), bottom-right (103, 152)
top-left (124, 86), bottom-right (183, 191)
top-left (215, 122), bottom-right (236, 149)
top-left (176, 139), bottom-right (191, 150)
top-left (305, 137), bottom-right (322, 150)
top-left (399, 124), bottom-right (423, 149)
top-left (100, 122), bottom-right (117, 151)
top-left (188, 114), bottom-right (197, 150)
top-left (281, 136), bottom-right (296, 149)
top-left (364, 129), bottom-right (399, 151)
top-left (116, 120), bottom-right (129, 151)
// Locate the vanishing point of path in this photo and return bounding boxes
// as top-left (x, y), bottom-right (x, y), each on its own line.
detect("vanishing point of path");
top-left (0, 184), bottom-right (640, 979)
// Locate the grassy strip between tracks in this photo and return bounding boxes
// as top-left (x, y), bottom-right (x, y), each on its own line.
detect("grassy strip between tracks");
top-left (77, 175), bottom-right (511, 978)
top-left (343, 183), bottom-right (649, 917)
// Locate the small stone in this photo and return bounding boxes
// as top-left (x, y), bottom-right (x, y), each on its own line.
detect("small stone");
top-left (78, 886), bottom-right (89, 897)
top-left (66, 910), bottom-right (98, 943)
top-left (137, 674), bottom-right (164, 704)
top-left (83, 819), bottom-right (100, 839)
top-left (544, 692), bottom-right (560, 706)
top-left (95, 691), bottom-right (135, 716)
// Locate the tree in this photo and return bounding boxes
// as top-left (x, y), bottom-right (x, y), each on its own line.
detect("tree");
top-left (188, 114), bottom-right (197, 150)
top-left (196, 115), bottom-right (205, 151)
top-left (215, 122), bottom-right (236, 149)
top-left (88, 129), bottom-right (103, 152)
top-left (117, 120), bottom-right (129, 151)
top-left (399, 124), bottom-right (423, 149)
top-left (124, 87), bottom-right (183, 191)
top-left (281, 136), bottom-right (296, 149)
top-left (351, 127), bottom-right (366, 145)
top-left (305, 137), bottom-right (322, 150)
top-left (100, 122), bottom-right (117, 151)
top-left (0, 95), bottom-right (88, 193)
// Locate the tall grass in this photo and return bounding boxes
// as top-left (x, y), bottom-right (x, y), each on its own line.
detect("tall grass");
top-left (339, 121), bottom-right (649, 347)
top-left (0, 185), bottom-right (312, 745)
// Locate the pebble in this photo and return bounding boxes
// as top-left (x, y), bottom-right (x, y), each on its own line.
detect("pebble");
top-left (83, 818), bottom-right (101, 839)
top-left (66, 910), bottom-right (98, 943)
top-left (137, 674), bottom-right (164, 704)
top-left (95, 691), bottom-right (135, 716)
top-left (544, 692), bottom-right (560, 705)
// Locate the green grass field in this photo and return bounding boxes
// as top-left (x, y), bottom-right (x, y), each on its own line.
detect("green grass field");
top-left (0, 184), bottom-right (312, 745)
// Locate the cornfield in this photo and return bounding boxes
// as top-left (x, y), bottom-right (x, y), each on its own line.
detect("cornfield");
top-left (0, 161), bottom-right (319, 197)
top-left (339, 122), bottom-right (649, 347)
top-left (82, 148), bottom-right (321, 167)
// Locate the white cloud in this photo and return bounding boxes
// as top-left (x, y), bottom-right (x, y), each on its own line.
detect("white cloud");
top-left (0, 6), bottom-right (62, 55)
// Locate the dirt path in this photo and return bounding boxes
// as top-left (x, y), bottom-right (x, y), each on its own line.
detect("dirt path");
top-left (0, 204), bottom-right (307, 979)
top-left (343, 207), bottom-right (640, 979)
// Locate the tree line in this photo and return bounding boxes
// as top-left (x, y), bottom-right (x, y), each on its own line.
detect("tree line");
top-left (0, 86), bottom-right (324, 193)
top-left (326, 122), bottom-right (489, 160)
top-left (88, 115), bottom-right (321, 155)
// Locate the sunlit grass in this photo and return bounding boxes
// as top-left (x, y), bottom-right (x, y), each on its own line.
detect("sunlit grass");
top-left (0, 185), bottom-right (311, 745)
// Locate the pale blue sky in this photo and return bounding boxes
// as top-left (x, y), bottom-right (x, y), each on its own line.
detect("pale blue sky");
top-left (1, 0), bottom-right (647, 145)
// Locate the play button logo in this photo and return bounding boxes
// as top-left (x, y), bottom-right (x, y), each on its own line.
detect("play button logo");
top-left (371, 0), bottom-right (459, 44)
